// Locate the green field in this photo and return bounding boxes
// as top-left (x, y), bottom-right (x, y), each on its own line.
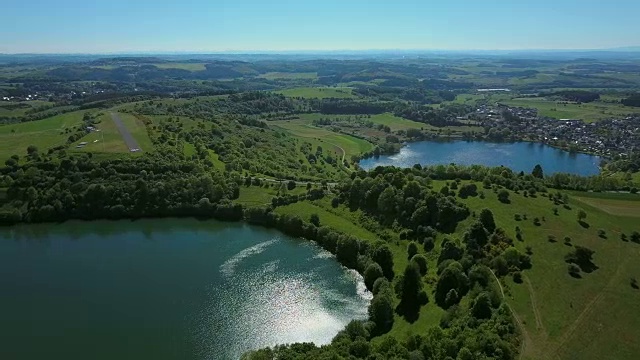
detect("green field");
top-left (154, 63), bottom-right (207, 71)
top-left (259, 72), bottom-right (318, 80)
top-left (271, 119), bottom-right (374, 161)
top-left (448, 183), bottom-right (640, 360)
top-left (70, 113), bottom-right (153, 155)
top-left (0, 100), bottom-right (54, 117)
top-left (0, 110), bottom-right (86, 160)
top-left (501, 98), bottom-right (636, 123)
top-left (69, 113), bottom-right (127, 153)
top-left (262, 181), bottom-right (640, 360)
top-left (275, 87), bottom-right (356, 99)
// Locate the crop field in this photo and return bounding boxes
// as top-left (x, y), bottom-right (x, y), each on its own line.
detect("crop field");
top-left (271, 119), bottom-right (374, 160)
top-left (275, 87), bottom-right (356, 99)
top-left (0, 110), bottom-right (86, 160)
top-left (258, 72), bottom-right (318, 80)
top-left (500, 97), bottom-right (636, 122)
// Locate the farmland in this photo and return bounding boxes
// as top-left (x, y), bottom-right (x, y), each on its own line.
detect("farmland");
top-left (500, 97), bottom-right (636, 123)
top-left (258, 72), bottom-right (318, 80)
top-left (275, 86), bottom-right (356, 99)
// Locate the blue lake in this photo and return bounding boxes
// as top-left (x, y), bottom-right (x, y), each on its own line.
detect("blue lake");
top-left (0, 219), bottom-right (370, 360)
top-left (359, 140), bottom-right (601, 176)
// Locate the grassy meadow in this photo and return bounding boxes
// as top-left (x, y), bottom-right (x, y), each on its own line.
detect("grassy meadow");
top-left (500, 97), bottom-right (635, 122)
top-left (240, 180), bottom-right (640, 360)
top-left (276, 87), bottom-right (356, 99)
top-left (0, 110), bottom-right (86, 160)
top-left (271, 118), bottom-right (374, 161)
top-left (259, 72), bottom-right (318, 80)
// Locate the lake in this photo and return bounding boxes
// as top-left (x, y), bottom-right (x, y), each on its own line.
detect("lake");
top-left (359, 140), bottom-right (601, 176)
top-left (0, 219), bottom-right (370, 360)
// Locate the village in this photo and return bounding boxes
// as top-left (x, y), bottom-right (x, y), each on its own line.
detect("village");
top-left (473, 104), bottom-right (640, 158)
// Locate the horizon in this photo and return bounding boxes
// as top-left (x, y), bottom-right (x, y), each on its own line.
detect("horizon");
top-left (2, 46), bottom-right (640, 56)
top-left (2, 0), bottom-right (640, 53)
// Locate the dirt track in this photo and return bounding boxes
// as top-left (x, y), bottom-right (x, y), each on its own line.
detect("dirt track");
top-left (110, 112), bottom-right (141, 152)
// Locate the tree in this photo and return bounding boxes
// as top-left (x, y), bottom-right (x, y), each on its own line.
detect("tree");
top-left (577, 210), bottom-right (587, 222)
top-left (371, 243), bottom-right (395, 280)
top-left (435, 261), bottom-right (468, 307)
top-left (364, 263), bottom-right (384, 291)
top-left (26, 145), bottom-right (38, 156)
top-left (497, 189), bottom-right (510, 204)
top-left (287, 180), bottom-right (296, 190)
top-left (565, 246), bottom-right (597, 273)
top-left (471, 292), bottom-right (493, 319)
top-left (368, 286), bottom-right (394, 333)
top-left (407, 242), bottom-right (418, 259)
top-left (336, 236), bottom-right (359, 269)
top-left (479, 208), bottom-right (496, 233)
top-left (410, 254), bottom-right (428, 275)
top-left (310, 213), bottom-right (320, 227)
top-left (532, 164), bottom-right (544, 179)
top-left (423, 237), bottom-right (435, 252)
top-left (377, 187), bottom-right (397, 219)
top-left (398, 262), bottom-right (424, 321)
top-left (631, 231), bottom-right (640, 244)
top-left (445, 289), bottom-right (459, 308)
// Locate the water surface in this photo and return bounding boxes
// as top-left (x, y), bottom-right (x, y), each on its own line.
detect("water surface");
top-left (359, 140), bottom-right (601, 176)
top-left (0, 219), bottom-right (370, 360)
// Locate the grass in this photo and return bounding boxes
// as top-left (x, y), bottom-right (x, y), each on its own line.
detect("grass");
top-left (296, 113), bottom-right (425, 132)
top-left (572, 195), bottom-right (640, 217)
top-left (70, 113), bottom-right (153, 155)
top-left (271, 119), bottom-right (374, 160)
top-left (500, 97), bottom-right (636, 123)
top-left (275, 87), bottom-right (356, 99)
top-left (154, 63), bottom-right (207, 71)
top-left (0, 100), bottom-right (55, 117)
top-left (70, 113), bottom-right (126, 153)
top-left (0, 110), bottom-right (86, 160)
top-left (236, 185), bottom-right (307, 207)
top-left (238, 181), bottom-right (640, 360)
top-left (118, 113), bottom-right (154, 152)
top-left (258, 72), bottom-right (318, 80)
top-left (449, 182), bottom-right (640, 360)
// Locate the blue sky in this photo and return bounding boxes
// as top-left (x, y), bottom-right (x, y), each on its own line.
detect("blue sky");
top-left (1, 0), bottom-right (639, 53)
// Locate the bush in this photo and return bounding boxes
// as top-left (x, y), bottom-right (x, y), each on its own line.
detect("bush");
top-left (512, 271), bottom-right (523, 283)
top-left (598, 229), bottom-right (606, 239)
top-left (310, 213), bottom-right (320, 227)
top-left (497, 189), bottom-right (510, 204)
top-left (568, 264), bottom-right (581, 278)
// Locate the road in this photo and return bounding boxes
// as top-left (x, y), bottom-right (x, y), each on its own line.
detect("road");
top-left (110, 112), bottom-right (141, 152)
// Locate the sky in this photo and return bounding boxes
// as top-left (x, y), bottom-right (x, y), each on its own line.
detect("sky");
top-left (1, 0), bottom-right (639, 53)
